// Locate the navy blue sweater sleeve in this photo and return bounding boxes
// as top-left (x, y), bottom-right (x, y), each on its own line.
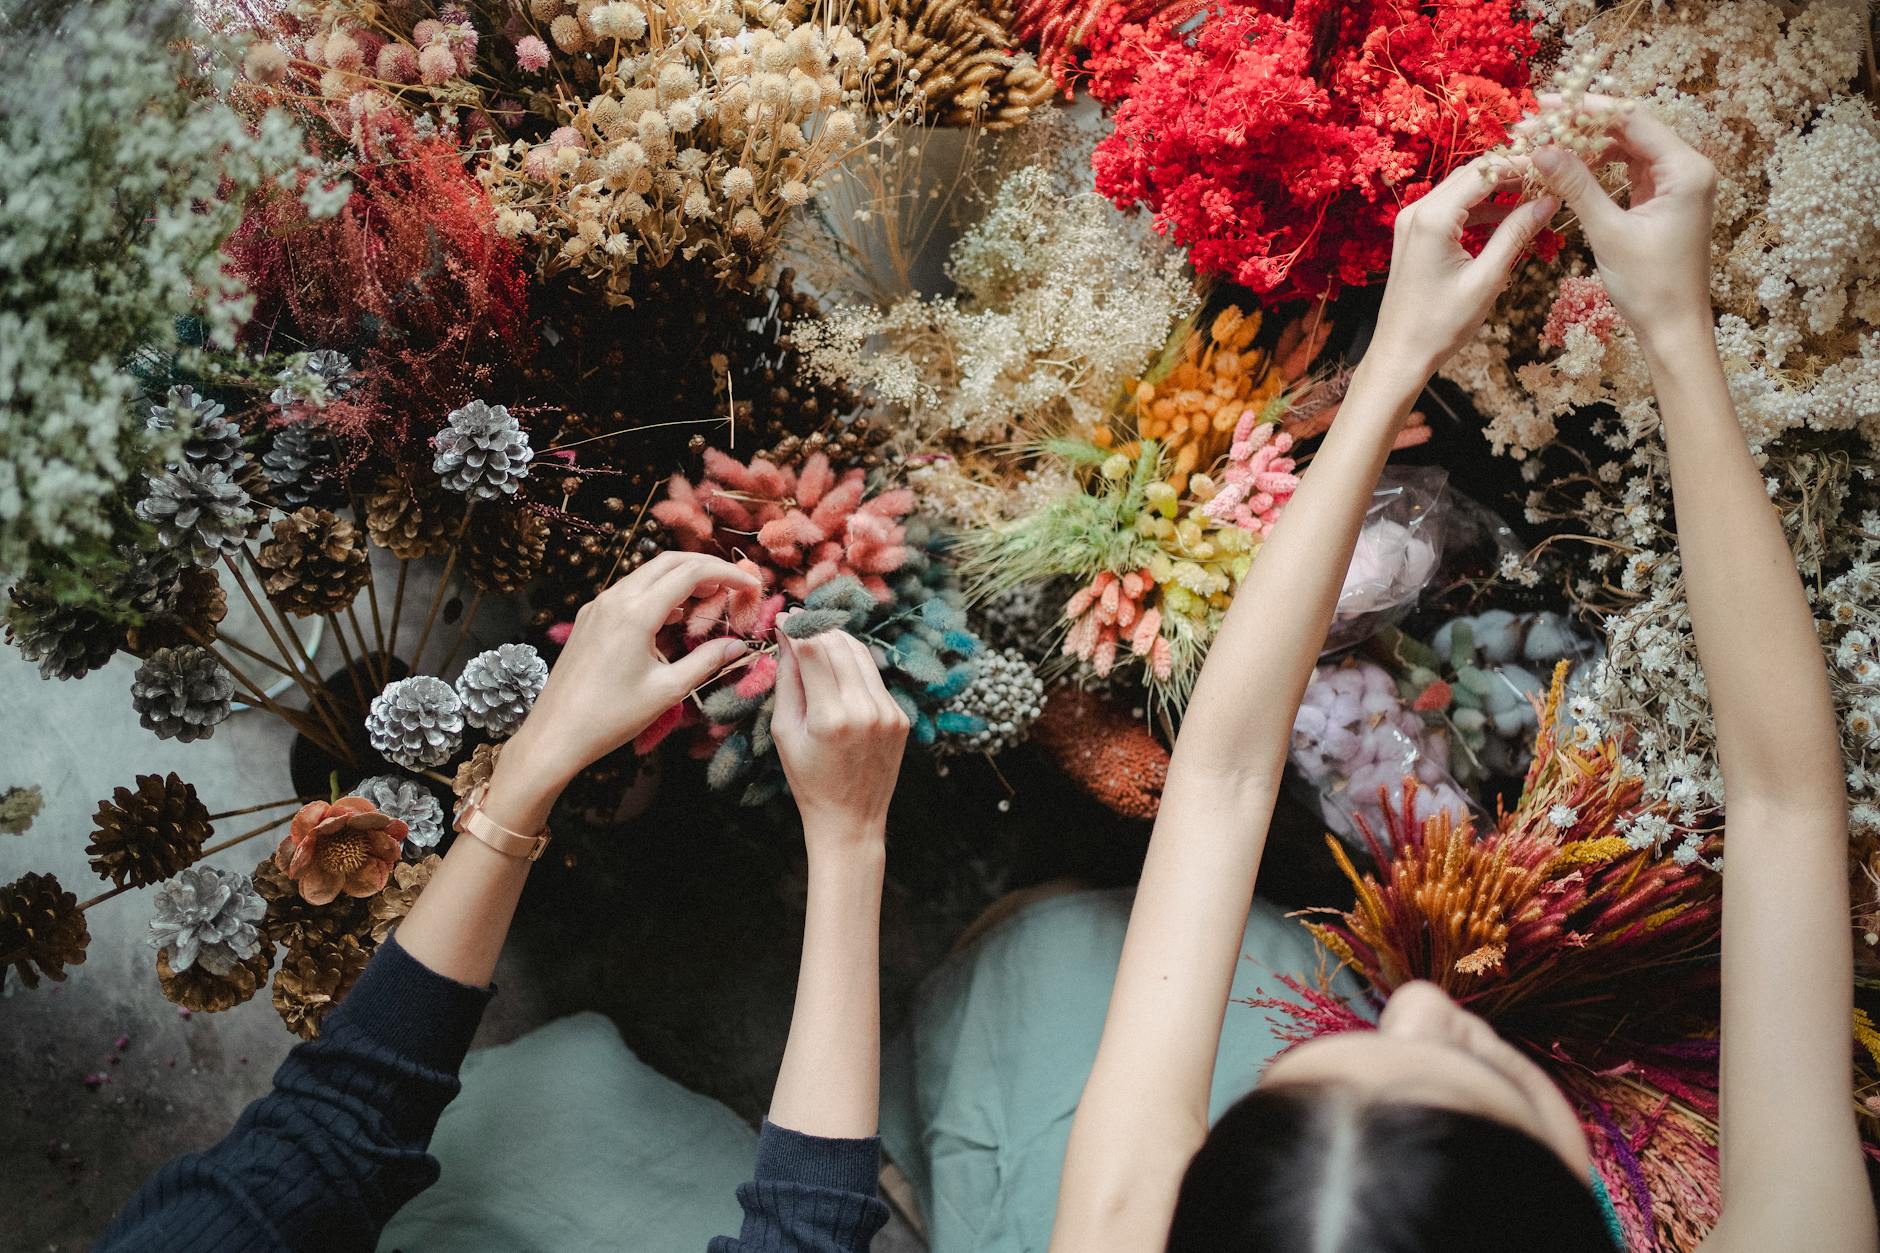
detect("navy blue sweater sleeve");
top-left (708, 1121), bottom-right (890, 1252)
top-left (95, 935), bottom-right (493, 1253)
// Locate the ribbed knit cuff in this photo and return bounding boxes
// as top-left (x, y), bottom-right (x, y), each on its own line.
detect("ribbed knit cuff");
top-left (324, 934), bottom-right (495, 1074)
top-left (753, 1120), bottom-right (882, 1196)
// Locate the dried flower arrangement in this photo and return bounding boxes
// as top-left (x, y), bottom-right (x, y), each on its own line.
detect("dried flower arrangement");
top-left (958, 304), bottom-right (1418, 711)
top-left (1077, 0), bottom-right (1544, 303)
top-left (249, 0), bottom-right (889, 302)
top-left (795, 159), bottom-right (1200, 529)
top-left (0, 0), bottom-right (312, 586)
top-left (1264, 670), bottom-right (1725, 1250)
top-left (633, 447), bottom-right (1016, 802)
top-left (1435, 3), bottom-right (1880, 951)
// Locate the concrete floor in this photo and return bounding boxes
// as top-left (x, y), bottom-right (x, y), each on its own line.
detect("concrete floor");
top-left (0, 555), bottom-right (944, 1251)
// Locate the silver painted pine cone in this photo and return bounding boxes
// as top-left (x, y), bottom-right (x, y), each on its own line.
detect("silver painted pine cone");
top-left (148, 865), bottom-right (267, 976)
top-left (131, 644), bottom-right (235, 742)
top-left (135, 462), bottom-right (261, 566)
top-left (352, 775), bottom-right (446, 850)
top-left (433, 400), bottom-right (532, 500)
top-left (270, 350), bottom-right (355, 411)
top-left (455, 643), bottom-right (547, 737)
top-left (262, 420), bottom-right (338, 508)
top-left (147, 386), bottom-right (246, 475)
top-left (365, 676), bottom-right (465, 769)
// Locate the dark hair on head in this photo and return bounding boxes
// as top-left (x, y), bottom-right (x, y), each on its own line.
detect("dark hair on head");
top-left (1166, 1083), bottom-right (1616, 1253)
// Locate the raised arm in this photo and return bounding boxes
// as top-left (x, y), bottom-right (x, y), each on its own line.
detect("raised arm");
top-left (99, 551), bottom-right (758, 1253)
top-left (709, 624), bottom-right (905, 1252)
top-left (1534, 104), bottom-right (1877, 1253)
top-left (1048, 165), bottom-right (1560, 1251)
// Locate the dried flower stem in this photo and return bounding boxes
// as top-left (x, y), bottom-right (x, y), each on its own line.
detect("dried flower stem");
top-left (344, 603), bottom-right (383, 690)
top-left (213, 627), bottom-right (304, 684)
top-left (411, 506), bottom-right (473, 674)
top-left (387, 558), bottom-right (412, 668)
top-left (207, 796), bottom-right (314, 822)
top-left (193, 632), bottom-right (353, 762)
top-left (325, 612), bottom-right (371, 712)
top-left (221, 555), bottom-right (354, 758)
top-left (350, 498), bottom-right (390, 682)
top-left (198, 811), bottom-right (298, 859)
top-left (436, 587), bottom-right (484, 679)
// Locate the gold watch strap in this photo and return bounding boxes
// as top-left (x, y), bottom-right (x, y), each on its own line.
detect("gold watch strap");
top-left (454, 783), bottom-right (552, 862)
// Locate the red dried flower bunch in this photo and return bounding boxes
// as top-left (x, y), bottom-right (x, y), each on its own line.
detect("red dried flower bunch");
top-left (1082, 0), bottom-right (1540, 303)
top-left (228, 110), bottom-right (532, 465)
top-left (1264, 668), bottom-right (1725, 1250)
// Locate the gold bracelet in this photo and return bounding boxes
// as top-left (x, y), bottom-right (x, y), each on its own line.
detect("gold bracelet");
top-left (453, 783), bottom-right (552, 862)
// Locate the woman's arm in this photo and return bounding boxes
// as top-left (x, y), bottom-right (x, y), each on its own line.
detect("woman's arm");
top-left (1535, 106), bottom-right (1878, 1253)
top-left (98, 551), bottom-right (758, 1253)
top-left (710, 626), bottom-right (906, 1252)
top-left (1049, 165), bottom-right (1560, 1251)
top-left (398, 550), bottom-right (757, 985)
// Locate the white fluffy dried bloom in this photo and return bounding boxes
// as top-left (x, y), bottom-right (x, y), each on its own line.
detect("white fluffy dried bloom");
top-left (796, 164), bottom-right (1199, 455)
top-left (479, 0), bottom-right (868, 301)
top-left (0, 1), bottom-right (308, 575)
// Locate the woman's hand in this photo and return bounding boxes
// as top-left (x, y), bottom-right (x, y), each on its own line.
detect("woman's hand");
top-left (1366, 158), bottom-right (1559, 386)
top-left (771, 622), bottom-right (910, 851)
top-left (499, 551), bottom-right (759, 794)
top-left (1529, 98), bottom-right (1717, 346)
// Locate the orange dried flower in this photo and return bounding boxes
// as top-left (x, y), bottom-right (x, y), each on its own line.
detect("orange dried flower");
top-left (1031, 684), bottom-right (1169, 820)
top-left (274, 797), bottom-right (407, 906)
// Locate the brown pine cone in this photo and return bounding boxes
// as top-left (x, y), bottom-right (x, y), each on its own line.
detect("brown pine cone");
top-left (451, 742), bottom-right (504, 802)
top-left (252, 854), bottom-right (370, 950)
top-left (463, 506), bottom-right (548, 595)
top-left (367, 854), bottom-right (441, 944)
top-left (365, 478), bottom-right (451, 560)
top-left (255, 507), bottom-right (370, 617)
top-left (157, 936), bottom-right (275, 1013)
top-left (125, 567), bottom-right (228, 658)
top-left (0, 872), bottom-right (90, 990)
top-left (87, 773), bottom-right (210, 889)
top-left (273, 933), bottom-right (371, 1039)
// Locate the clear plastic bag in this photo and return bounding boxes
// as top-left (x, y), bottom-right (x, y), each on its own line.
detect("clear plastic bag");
top-left (1324, 466), bottom-right (1452, 654)
top-left (1289, 656), bottom-right (1476, 850)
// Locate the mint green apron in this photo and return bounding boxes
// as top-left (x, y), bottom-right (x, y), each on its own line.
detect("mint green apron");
top-left (879, 889), bottom-right (1348, 1253)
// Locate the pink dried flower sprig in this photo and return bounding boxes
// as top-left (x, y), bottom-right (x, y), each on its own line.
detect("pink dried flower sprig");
top-left (653, 450), bottom-right (915, 604)
top-left (1541, 274), bottom-right (1623, 350)
top-left (1062, 569), bottom-right (1172, 681)
top-left (1202, 412), bottom-right (1300, 536)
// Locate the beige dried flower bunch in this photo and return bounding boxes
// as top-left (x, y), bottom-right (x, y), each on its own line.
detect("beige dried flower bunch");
top-left (277, 0), bottom-right (884, 301)
top-left (481, 0), bottom-right (876, 299)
